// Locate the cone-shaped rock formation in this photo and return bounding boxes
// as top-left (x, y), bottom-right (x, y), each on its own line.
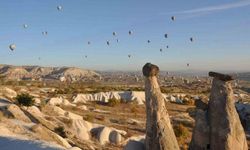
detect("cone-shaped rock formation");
top-left (143, 63), bottom-right (180, 150)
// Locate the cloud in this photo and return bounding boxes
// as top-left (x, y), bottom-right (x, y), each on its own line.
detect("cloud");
top-left (167, 0), bottom-right (250, 15)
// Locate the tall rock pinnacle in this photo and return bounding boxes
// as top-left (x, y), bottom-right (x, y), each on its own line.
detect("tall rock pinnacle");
top-left (190, 71), bottom-right (248, 150)
top-left (143, 63), bottom-right (180, 150)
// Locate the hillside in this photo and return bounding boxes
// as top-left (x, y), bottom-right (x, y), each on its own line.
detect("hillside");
top-left (0, 65), bottom-right (100, 82)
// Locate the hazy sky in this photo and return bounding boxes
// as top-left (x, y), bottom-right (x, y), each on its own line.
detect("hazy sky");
top-left (0, 0), bottom-right (249, 71)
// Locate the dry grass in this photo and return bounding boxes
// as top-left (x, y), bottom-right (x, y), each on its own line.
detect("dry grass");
top-left (173, 123), bottom-right (191, 150)
top-left (0, 111), bottom-right (4, 121)
top-left (107, 98), bottom-right (120, 107)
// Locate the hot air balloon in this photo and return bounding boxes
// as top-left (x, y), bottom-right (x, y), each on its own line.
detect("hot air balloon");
top-left (166, 45), bottom-right (169, 49)
top-left (42, 31), bottom-right (48, 35)
top-left (171, 16), bottom-right (176, 21)
top-left (85, 55), bottom-right (87, 58)
top-left (129, 30), bottom-right (133, 35)
top-left (147, 40), bottom-right (151, 43)
top-left (128, 54), bottom-right (131, 58)
top-left (113, 32), bottom-right (117, 36)
top-left (88, 41), bottom-right (91, 45)
top-left (9, 44), bottom-right (16, 51)
top-left (57, 5), bottom-right (63, 11)
top-left (116, 39), bottom-right (119, 43)
top-left (164, 34), bottom-right (168, 38)
top-left (187, 63), bottom-right (190, 67)
top-left (106, 41), bottom-right (110, 46)
top-left (23, 24), bottom-right (28, 29)
top-left (160, 49), bottom-right (163, 52)
top-left (190, 37), bottom-right (194, 42)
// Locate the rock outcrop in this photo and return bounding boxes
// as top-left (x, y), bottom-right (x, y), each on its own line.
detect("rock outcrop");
top-left (96, 126), bottom-right (123, 145)
top-left (0, 64), bottom-right (100, 81)
top-left (190, 72), bottom-right (248, 150)
top-left (143, 63), bottom-right (179, 150)
top-left (31, 124), bottom-right (72, 148)
top-left (0, 87), bottom-right (17, 99)
top-left (7, 104), bottom-right (32, 123)
top-left (26, 106), bottom-right (56, 130)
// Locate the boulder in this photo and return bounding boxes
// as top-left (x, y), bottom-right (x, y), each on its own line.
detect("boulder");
top-left (96, 127), bottom-right (123, 145)
top-left (124, 140), bottom-right (145, 150)
top-left (97, 127), bottom-right (112, 145)
top-left (123, 135), bottom-right (145, 150)
top-left (109, 130), bottom-right (122, 145)
top-left (70, 119), bottom-right (90, 141)
top-left (0, 87), bottom-right (17, 99)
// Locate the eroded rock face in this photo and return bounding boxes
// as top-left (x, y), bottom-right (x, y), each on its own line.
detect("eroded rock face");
top-left (143, 63), bottom-right (179, 150)
top-left (96, 126), bottom-right (123, 145)
top-left (7, 104), bottom-right (31, 123)
top-left (209, 77), bottom-right (247, 150)
top-left (190, 72), bottom-right (248, 150)
top-left (189, 109), bottom-right (209, 150)
top-left (31, 124), bottom-right (72, 148)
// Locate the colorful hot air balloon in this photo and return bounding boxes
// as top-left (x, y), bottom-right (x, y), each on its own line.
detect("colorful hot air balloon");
top-left (57, 5), bottom-right (63, 11)
top-left (42, 31), bottom-right (48, 35)
top-left (129, 30), bottom-right (133, 35)
top-left (171, 16), bottom-right (176, 21)
top-left (106, 41), bottom-right (110, 46)
top-left (190, 37), bottom-right (194, 42)
top-left (164, 34), bottom-right (168, 38)
top-left (23, 24), bottom-right (28, 29)
top-left (9, 44), bottom-right (16, 51)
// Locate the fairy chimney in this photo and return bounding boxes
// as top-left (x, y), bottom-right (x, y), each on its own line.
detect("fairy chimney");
top-left (208, 72), bottom-right (247, 150)
top-left (143, 63), bottom-right (180, 150)
top-left (190, 72), bottom-right (248, 150)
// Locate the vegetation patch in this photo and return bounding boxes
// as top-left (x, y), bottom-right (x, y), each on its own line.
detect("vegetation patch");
top-left (15, 93), bottom-right (35, 107)
top-left (107, 98), bottom-right (120, 107)
top-left (174, 123), bottom-right (189, 138)
top-left (54, 126), bottom-right (67, 138)
top-left (84, 114), bottom-right (94, 122)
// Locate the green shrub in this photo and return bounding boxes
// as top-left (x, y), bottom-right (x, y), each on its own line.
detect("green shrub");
top-left (107, 98), bottom-right (120, 107)
top-left (15, 93), bottom-right (35, 107)
top-left (54, 126), bottom-right (67, 138)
